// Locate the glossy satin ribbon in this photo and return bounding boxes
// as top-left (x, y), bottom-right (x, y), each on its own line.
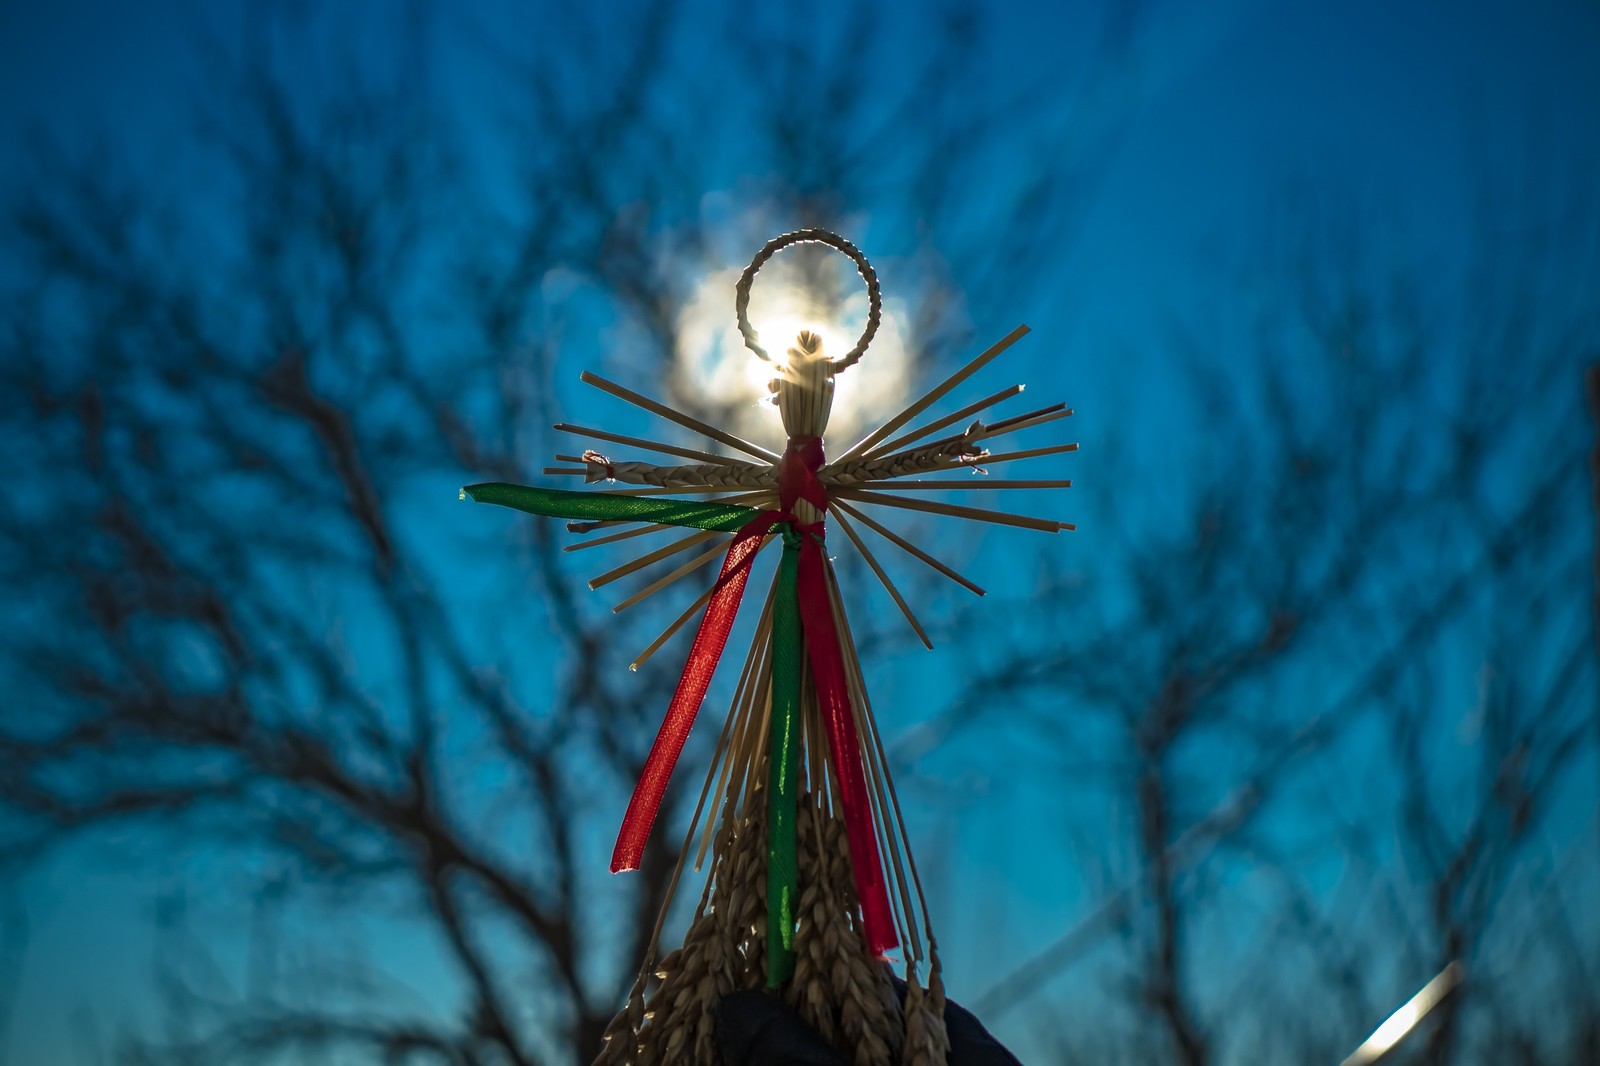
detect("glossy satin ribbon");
top-left (464, 453), bottom-right (898, 976)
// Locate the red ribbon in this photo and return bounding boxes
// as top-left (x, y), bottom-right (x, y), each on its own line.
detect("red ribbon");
top-left (610, 435), bottom-right (898, 956)
top-left (792, 526), bottom-right (897, 954)
top-left (609, 509), bottom-right (782, 872)
top-left (778, 435), bottom-right (829, 513)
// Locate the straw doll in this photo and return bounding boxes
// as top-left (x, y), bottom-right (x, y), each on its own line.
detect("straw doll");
top-left (462, 230), bottom-right (1075, 1065)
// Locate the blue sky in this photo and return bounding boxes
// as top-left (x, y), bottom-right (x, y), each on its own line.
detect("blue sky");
top-left (2, 1), bottom-right (1598, 1062)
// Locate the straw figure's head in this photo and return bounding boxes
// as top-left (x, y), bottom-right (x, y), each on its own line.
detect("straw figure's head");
top-left (771, 329), bottom-right (836, 440)
top-left (737, 229), bottom-right (880, 447)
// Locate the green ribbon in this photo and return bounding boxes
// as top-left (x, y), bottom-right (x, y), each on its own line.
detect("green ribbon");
top-left (766, 525), bottom-right (803, 985)
top-left (461, 483), bottom-right (759, 531)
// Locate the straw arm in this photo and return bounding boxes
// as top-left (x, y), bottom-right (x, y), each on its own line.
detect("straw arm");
top-left (823, 432), bottom-right (987, 486)
top-left (579, 456), bottom-right (777, 489)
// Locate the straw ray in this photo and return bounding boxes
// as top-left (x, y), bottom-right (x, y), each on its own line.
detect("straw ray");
top-left (555, 421), bottom-right (760, 467)
top-left (850, 478), bottom-right (1072, 491)
top-left (829, 498), bottom-right (985, 596)
top-left (829, 508), bottom-right (932, 649)
top-left (834, 325), bottom-right (1030, 462)
top-left (862, 384), bottom-right (1025, 460)
top-left (833, 486), bottom-right (1067, 533)
top-left (581, 371), bottom-right (782, 463)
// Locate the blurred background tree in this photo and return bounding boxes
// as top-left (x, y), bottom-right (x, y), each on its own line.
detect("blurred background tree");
top-left (0, 2), bottom-right (1138, 1063)
top-left (947, 183), bottom-right (1600, 1063)
top-left (1, 2), bottom-right (1597, 1065)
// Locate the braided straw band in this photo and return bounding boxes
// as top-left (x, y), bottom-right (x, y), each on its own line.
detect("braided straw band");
top-left (735, 228), bottom-right (882, 370)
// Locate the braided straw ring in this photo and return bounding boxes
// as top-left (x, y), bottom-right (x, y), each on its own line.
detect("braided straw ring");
top-left (735, 228), bottom-right (881, 371)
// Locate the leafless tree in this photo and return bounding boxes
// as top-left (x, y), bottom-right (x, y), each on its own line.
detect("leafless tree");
top-left (942, 183), bottom-right (1600, 1063)
top-left (0, 3), bottom-right (1142, 1064)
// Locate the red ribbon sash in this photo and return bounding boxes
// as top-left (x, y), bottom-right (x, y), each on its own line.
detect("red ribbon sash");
top-left (610, 509), bottom-right (782, 873)
top-left (793, 529), bottom-right (897, 954)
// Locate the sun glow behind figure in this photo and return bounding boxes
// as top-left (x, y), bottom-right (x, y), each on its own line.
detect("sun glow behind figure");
top-left (673, 266), bottom-right (913, 447)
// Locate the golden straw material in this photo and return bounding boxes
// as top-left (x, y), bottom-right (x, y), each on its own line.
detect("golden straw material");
top-left (465, 228), bottom-right (1074, 1066)
top-left (864, 384), bottom-right (1025, 459)
top-left (828, 498), bottom-right (986, 596)
top-left (611, 539), bottom-right (757, 614)
top-left (593, 795), bottom-right (924, 1066)
top-left (835, 324), bottom-right (1031, 462)
top-left (580, 455), bottom-right (777, 489)
top-left (829, 507), bottom-right (933, 648)
top-left (736, 229), bottom-right (881, 369)
top-left (833, 485), bottom-right (1071, 533)
top-left (964, 441), bottom-right (1080, 467)
top-left (849, 478), bottom-right (1072, 491)
top-left (580, 371), bottom-right (782, 463)
top-left (574, 318), bottom-right (1068, 1063)
top-left (555, 421), bottom-right (765, 468)
top-left (589, 528), bottom-right (724, 590)
top-left (823, 435), bottom-right (988, 486)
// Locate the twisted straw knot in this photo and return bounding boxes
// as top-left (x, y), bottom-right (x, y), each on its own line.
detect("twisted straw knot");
top-left (791, 330), bottom-right (825, 359)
